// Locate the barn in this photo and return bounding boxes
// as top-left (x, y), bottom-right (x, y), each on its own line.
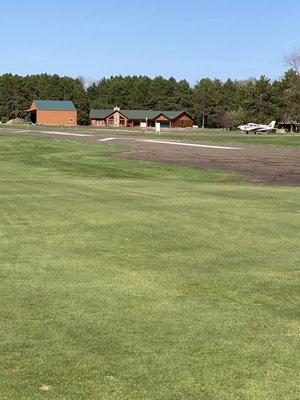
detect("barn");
top-left (90, 108), bottom-right (194, 128)
top-left (28, 100), bottom-right (77, 126)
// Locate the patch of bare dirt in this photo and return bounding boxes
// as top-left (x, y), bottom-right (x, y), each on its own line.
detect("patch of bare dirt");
top-left (4, 129), bottom-right (300, 186)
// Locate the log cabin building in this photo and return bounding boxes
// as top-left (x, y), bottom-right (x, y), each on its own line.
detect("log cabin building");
top-left (28, 100), bottom-right (77, 126)
top-left (90, 107), bottom-right (194, 128)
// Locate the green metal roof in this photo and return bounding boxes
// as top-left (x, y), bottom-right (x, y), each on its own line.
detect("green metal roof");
top-left (90, 109), bottom-right (114, 119)
top-left (33, 100), bottom-right (76, 111)
top-left (157, 110), bottom-right (185, 119)
top-left (89, 109), bottom-right (186, 120)
top-left (121, 110), bottom-right (160, 120)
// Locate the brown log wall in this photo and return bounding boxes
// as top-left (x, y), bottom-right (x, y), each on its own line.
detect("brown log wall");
top-left (172, 114), bottom-right (194, 128)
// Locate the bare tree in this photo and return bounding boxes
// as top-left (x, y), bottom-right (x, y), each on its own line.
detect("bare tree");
top-left (284, 48), bottom-right (300, 75)
top-left (214, 112), bottom-right (231, 130)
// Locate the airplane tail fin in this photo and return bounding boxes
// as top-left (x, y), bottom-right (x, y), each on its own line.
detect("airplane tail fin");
top-left (269, 121), bottom-right (276, 129)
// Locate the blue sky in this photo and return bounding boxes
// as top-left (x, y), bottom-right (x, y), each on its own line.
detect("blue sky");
top-left (0, 0), bottom-right (299, 83)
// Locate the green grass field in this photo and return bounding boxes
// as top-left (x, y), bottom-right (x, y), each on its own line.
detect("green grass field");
top-left (90, 126), bottom-right (300, 147)
top-left (90, 127), bottom-right (299, 148)
top-left (1, 124), bottom-right (300, 147)
top-left (0, 134), bottom-right (299, 399)
top-left (153, 133), bottom-right (300, 147)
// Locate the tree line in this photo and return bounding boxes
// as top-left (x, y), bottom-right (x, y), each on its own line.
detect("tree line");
top-left (0, 67), bottom-right (299, 128)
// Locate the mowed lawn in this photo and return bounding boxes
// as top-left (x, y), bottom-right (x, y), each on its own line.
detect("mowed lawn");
top-left (90, 129), bottom-right (300, 147)
top-left (143, 132), bottom-right (300, 148)
top-left (0, 134), bottom-right (299, 400)
top-left (1, 125), bottom-right (300, 148)
top-left (85, 126), bottom-right (300, 148)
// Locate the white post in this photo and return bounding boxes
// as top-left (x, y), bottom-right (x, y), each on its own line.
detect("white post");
top-left (140, 122), bottom-right (147, 133)
top-left (155, 122), bottom-right (161, 135)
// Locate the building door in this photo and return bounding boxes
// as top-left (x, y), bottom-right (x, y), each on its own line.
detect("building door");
top-left (29, 111), bottom-right (36, 124)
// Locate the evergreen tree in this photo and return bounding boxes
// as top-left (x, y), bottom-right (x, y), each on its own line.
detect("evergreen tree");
top-left (0, 70), bottom-right (298, 127)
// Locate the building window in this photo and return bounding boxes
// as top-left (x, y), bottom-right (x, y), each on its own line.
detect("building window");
top-left (69, 117), bottom-right (75, 123)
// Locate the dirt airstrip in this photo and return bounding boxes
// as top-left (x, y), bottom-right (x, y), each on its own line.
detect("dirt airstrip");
top-left (3, 128), bottom-right (300, 186)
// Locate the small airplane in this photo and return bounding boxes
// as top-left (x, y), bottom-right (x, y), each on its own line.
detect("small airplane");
top-left (238, 121), bottom-right (276, 133)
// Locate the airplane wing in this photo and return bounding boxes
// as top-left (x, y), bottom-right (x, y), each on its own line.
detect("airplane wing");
top-left (257, 127), bottom-right (272, 132)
